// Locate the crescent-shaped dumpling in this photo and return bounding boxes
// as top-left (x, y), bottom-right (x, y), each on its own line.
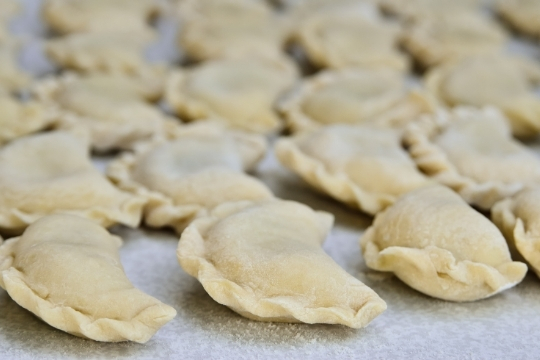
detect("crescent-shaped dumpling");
top-left (360, 185), bottom-right (527, 302)
top-left (496, 0), bottom-right (540, 38)
top-left (379, 0), bottom-right (481, 20)
top-left (0, 131), bottom-right (145, 234)
top-left (275, 124), bottom-right (431, 215)
top-left (178, 199), bottom-right (387, 327)
top-left (0, 214), bottom-right (176, 343)
top-left (107, 122), bottom-right (273, 233)
top-left (404, 107), bottom-right (540, 210)
top-left (492, 187), bottom-right (540, 278)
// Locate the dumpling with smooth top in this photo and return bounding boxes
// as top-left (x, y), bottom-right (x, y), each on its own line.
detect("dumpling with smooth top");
top-left (178, 199), bottom-right (387, 327)
top-left (0, 214), bottom-right (176, 343)
top-left (360, 185), bottom-right (527, 302)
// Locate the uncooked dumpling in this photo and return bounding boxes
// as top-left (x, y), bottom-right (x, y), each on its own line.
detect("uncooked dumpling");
top-left (0, 43), bottom-right (30, 93)
top-left (404, 107), bottom-right (540, 210)
top-left (43, 0), bottom-right (160, 34)
top-left (178, 0), bottom-right (287, 61)
top-left (425, 53), bottom-right (540, 137)
top-left (278, 68), bottom-right (436, 133)
top-left (379, 0), bottom-right (481, 20)
top-left (0, 131), bottom-right (145, 234)
top-left (0, 214), bottom-right (176, 343)
top-left (0, 92), bottom-right (57, 145)
top-left (33, 71), bottom-right (175, 152)
top-left (496, 0), bottom-right (540, 38)
top-left (402, 13), bottom-right (508, 68)
top-left (178, 199), bottom-right (387, 327)
top-left (46, 30), bottom-right (157, 74)
top-left (275, 124), bottom-right (431, 215)
top-left (295, 9), bottom-right (408, 71)
top-left (361, 185), bottom-right (527, 302)
top-left (165, 56), bottom-right (298, 133)
top-left (107, 122), bottom-right (273, 233)
top-left (492, 188), bottom-right (540, 278)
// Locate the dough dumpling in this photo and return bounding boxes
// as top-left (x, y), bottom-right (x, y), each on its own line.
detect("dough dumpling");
top-left (402, 13), bottom-right (508, 68)
top-left (165, 56), bottom-right (297, 133)
top-left (0, 43), bottom-right (30, 93)
top-left (278, 68), bottom-right (436, 133)
top-left (46, 30), bottom-right (157, 74)
top-left (33, 71), bottom-right (175, 152)
top-left (380, 0), bottom-right (481, 20)
top-left (295, 10), bottom-right (408, 71)
top-left (43, 0), bottom-right (160, 34)
top-left (107, 122), bottom-right (273, 233)
top-left (0, 214), bottom-right (176, 343)
top-left (178, 0), bottom-right (287, 61)
top-left (496, 0), bottom-right (540, 38)
top-left (360, 185), bottom-right (527, 302)
top-left (404, 107), bottom-right (540, 210)
top-left (0, 92), bottom-right (56, 145)
top-left (425, 54), bottom-right (540, 137)
top-left (492, 188), bottom-right (540, 278)
top-left (0, 131), bottom-right (145, 234)
top-left (178, 199), bottom-right (387, 327)
top-left (275, 124), bottom-right (431, 215)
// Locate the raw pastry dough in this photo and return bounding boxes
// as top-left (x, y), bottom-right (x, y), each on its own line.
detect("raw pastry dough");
top-left (275, 124), bottom-right (431, 215)
top-left (0, 131), bottom-right (145, 234)
top-left (294, 9), bottom-right (408, 70)
top-left (425, 54), bottom-right (540, 137)
top-left (496, 0), bottom-right (540, 38)
top-left (0, 92), bottom-right (57, 145)
top-left (107, 122), bottom-right (273, 233)
top-left (178, 0), bottom-right (288, 61)
top-left (33, 71), bottom-right (175, 152)
top-left (0, 214), bottom-right (176, 343)
top-left (402, 13), bottom-right (508, 68)
top-left (45, 30), bottom-right (157, 74)
top-left (278, 68), bottom-right (436, 133)
top-left (43, 0), bottom-right (160, 34)
top-left (0, 43), bottom-right (30, 93)
top-left (379, 0), bottom-right (481, 20)
top-left (165, 56), bottom-right (298, 133)
top-left (178, 199), bottom-right (387, 327)
top-left (360, 185), bottom-right (528, 302)
top-left (492, 188), bottom-right (540, 278)
top-left (404, 107), bottom-right (540, 210)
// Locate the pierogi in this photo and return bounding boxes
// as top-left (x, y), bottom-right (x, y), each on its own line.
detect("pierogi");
top-left (0, 43), bottom-right (30, 93)
top-left (178, 199), bottom-right (387, 327)
top-left (107, 122), bottom-right (273, 233)
top-left (404, 107), bottom-right (540, 210)
top-left (361, 185), bottom-right (527, 302)
top-left (0, 215), bottom-right (176, 343)
top-left (496, 0), bottom-right (540, 38)
top-left (275, 124), bottom-right (431, 215)
top-left (425, 54), bottom-right (540, 137)
top-left (379, 0), bottom-right (481, 20)
top-left (0, 131), bottom-right (145, 235)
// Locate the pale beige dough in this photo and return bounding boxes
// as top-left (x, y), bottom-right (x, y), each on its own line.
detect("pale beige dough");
top-left (404, 107), bottom-right (540, 210)
top-left (0, 0), bottom-right (20, 41)
top-left (275, 124), bottom-right (431, 215)
top-left (0, 214), bottom-right (176, 343)
top-left (165, 56), bottom-right (298, 133)
top-left (360, 185), bottom-right (527, 302)
top-left (45, 29), bottom-right (157, 75)
top-left (178, 199), bottom-right (387, 327)
top-left (0, 92), bottom-right (57, 145)
top-left (278, 68), bottom-right (436, 133)
top-left (492, 188), bottom-right (540, 278)
top-left (0, 131), bottom-right (145, 235)
top-left (178, 0), bottom-right (288, 61)
top-left (107, 122), bottom-right (273, 233)
top-left (496, 0), bottom-right (540, 37)
top-left (43, 0), bottom-right (160, 34)
top-left (402, 13), bottom-right (508, 68)
top-left (295, 10), bottom-right (408, 71)
top-left (379, 0), bottom-right (481, 20)
top-left (33, 71), bottom-right (176, 152)
top-left (425, 53), bottom-right (540, 138)
top-left (0, 43), bottom-right (30, 93)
